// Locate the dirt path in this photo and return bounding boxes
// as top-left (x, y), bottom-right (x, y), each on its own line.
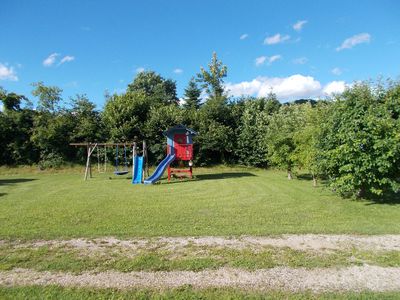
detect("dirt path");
top-left (1, 266), bottom-right (400, 292)
top-left (2, 235), bottom-right (400, 292)
top-left (5, 234), bottom-right (400, 252)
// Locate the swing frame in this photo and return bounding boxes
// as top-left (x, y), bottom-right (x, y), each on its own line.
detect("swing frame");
top-left (70, 142), bottom-right (135, 180)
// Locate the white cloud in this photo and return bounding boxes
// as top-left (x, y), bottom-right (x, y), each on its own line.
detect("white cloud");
top-left (43, 53), bottom-right (59, 67)
top-left (240, 33), bottom-right (248, 40)
top-left (0, 63), bottom-right (18, 81)
top-left (59, 55), bottom-right (75, 65)
top-left (293, 57), bottom-right (308, 64)
top-left (264, 33), bottom-right (290, 45)
top-left (331, 67), bottom-right (342, 75)
top-left (322, 81), bottom-right (346, 95)
top-left (255, 56), bottom-right (267, 66)
top-left (268, 55), bottom-right (282, 64)
top-left (293, 20), bottom-right (308, 31)
top-left (225, 74), bottom-right (347, 100)
top-left (136, 67), bottom-right (145, 73)
top-left (255, 55), bottom-right (282, 66)
top-left (173, 68), bottom-right (183, 74)
top-left (336, 33), bottom-right (371, 51)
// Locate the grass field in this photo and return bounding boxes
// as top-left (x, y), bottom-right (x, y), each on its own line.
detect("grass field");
top-left (2, 166), bottom-right (400, 298)
top-left (1, 166), bottom-right (400, 240)
top-left (1, 286), bottom-right (400, 300)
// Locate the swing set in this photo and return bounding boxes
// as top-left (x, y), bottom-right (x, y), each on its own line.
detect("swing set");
top-left (70, 142), bottom-right (148, 180)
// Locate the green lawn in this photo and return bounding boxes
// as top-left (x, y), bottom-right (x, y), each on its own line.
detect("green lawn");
top-left (1, 166), bottom-right (400, 240)
top-left (1, 286), bottom-right (399, 300)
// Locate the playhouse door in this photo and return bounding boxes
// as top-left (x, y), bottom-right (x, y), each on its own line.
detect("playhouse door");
top-left (173, 134), bottom-right (187, 159)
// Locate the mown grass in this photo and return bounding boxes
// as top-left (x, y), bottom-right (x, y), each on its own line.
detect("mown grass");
top-left (1, 166), bottom-right (400, 239)
top-left (1, 243), bottom-right (400, 273)
top-left (0, 285), bottom-right (399, 300)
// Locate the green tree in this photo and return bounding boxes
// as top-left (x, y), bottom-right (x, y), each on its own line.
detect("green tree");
top-left (197, 52), bottom-right (227, 99)
top-left (293, 102), bottom-right (328, 186)
top-left (69, 94), bottom-right (104, 142)
top-left (318, 82), bottom-right (400, 197)
top-left (265, 104), bottom-right (307, 179)
top-left (102, 91), bottom-right (150, 141)
top-left (127, 71), bottom-right (178, 105)
top-left (31, 82), bottom-right (63, 113)
top-left (236, 94), bottom-right (281, 167)
top-left (183, 77), bottom-right (201, 109)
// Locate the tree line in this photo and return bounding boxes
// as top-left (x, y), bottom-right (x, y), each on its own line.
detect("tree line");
top-left (1, 53), bottom-right (399, 198)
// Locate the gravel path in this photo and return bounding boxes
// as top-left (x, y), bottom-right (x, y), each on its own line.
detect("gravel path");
top-left (6, 234), bottom-right (400, 252)
top-left (1, 266), bottom-right (400, 292)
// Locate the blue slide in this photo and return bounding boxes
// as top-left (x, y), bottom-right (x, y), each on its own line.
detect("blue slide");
top-left (144, 154), bottom-right (175, 184)
top-left (132, 156), bottom-right (144, 184)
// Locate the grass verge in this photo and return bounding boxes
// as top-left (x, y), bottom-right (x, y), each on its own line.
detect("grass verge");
top-left (1, 243), bottom-right (400, 273)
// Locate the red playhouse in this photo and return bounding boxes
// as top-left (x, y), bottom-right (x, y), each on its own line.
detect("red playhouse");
top-left (165, 125), bottom-right (197, 180)
top-left (144, 125), bottom-right (197, 184)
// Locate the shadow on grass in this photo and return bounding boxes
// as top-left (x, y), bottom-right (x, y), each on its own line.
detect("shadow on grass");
top-left (0, 178), bottom-right (37, 186)
top-left (165, 172), bottom-right (257, 183)
top-left (196, 172), bottom-right (256, 181)
top-left (296, 174), bottom-right (314, 181)
top-left (364, 190), bottom-right (400, 205)
top-left (0, 193), bottom-right (7, 197)
top-left (163, 172), bottom-right (257, 184)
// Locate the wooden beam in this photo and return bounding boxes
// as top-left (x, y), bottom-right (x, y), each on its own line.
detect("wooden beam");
top-left (70, 142), bottom-right (135, 147)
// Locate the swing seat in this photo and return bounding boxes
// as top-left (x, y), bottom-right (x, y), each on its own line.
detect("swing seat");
top-left (114, 170), bottom-right (129, 176)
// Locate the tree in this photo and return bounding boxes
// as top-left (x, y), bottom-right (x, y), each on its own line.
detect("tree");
top-left (318, 82), bottom-right (400, 197)
top-left (127, 71), bottom-right (178, 105)
top-left (235, 93), bottom-right (281, 167)
top-left (69, 94), bottom-right (104, 143)
top-left (293, 102), bottom-right (328, 186)
top-left (265, 104), bottom-right (307, 179)
top-left (183, 77), bottom-right (201, 109)
top-left (31, 82), bottom-right (63, 113)
top-left (102, 91), bottom-right (151, 141)
top-left (197, 52), bottom-right (227, 99)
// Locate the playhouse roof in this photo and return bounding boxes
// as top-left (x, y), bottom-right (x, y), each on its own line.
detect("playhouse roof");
top-left (163, 124), bottom-right (197, 137)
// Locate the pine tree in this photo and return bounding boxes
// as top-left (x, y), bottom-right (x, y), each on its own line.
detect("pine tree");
top-left (183, 77), bottom-right (201, 109)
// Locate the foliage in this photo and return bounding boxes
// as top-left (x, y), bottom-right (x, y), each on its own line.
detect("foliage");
top-left (38, 152), bottom-right (65, 169)
top-left (69, 94), bottom-right (104, 143)
top-left (183, 77), bottom-right (201, 110)
top-left (236, 94), bottom-right (280, 167)
top-left (293, 102), bottom-right (329, 185)
top-left (102, 91), bottom-right (150, 141)
top-left (127, 71), bottom-right (178, 106)
top-left (318, 82), bottom-right (400, 197)
top-left (197, 52), bottom-right (227, 99)
top-left (31, 81), bottom-right (63, 113)
top-left (265, 104), bottom-right (307, 179)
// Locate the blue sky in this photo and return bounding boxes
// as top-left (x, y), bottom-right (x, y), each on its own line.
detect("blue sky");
top-left (1, 0), bottom-right (399, 108)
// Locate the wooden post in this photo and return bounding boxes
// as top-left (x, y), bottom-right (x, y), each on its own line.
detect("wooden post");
top-left (104, 145), bottom-right (107, 173)
top-left (97, 146), bottom-right (100, 173)
top-left (84, 143), bottom-right (90, 181)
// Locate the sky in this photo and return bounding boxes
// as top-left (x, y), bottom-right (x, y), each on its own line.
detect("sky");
top-left (1, 0), bottom-right (400, 109)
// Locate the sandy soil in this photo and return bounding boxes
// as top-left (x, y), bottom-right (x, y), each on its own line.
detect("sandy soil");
top-left (3, 235), bottom-right (400, 292)
top-left (1, 266), bottom-right (400, 292)
top-left (6, 234), bottom-right (400, 252)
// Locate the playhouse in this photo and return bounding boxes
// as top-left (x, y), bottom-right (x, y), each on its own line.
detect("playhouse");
top-left (164, 125), bottom-right (197, 180)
